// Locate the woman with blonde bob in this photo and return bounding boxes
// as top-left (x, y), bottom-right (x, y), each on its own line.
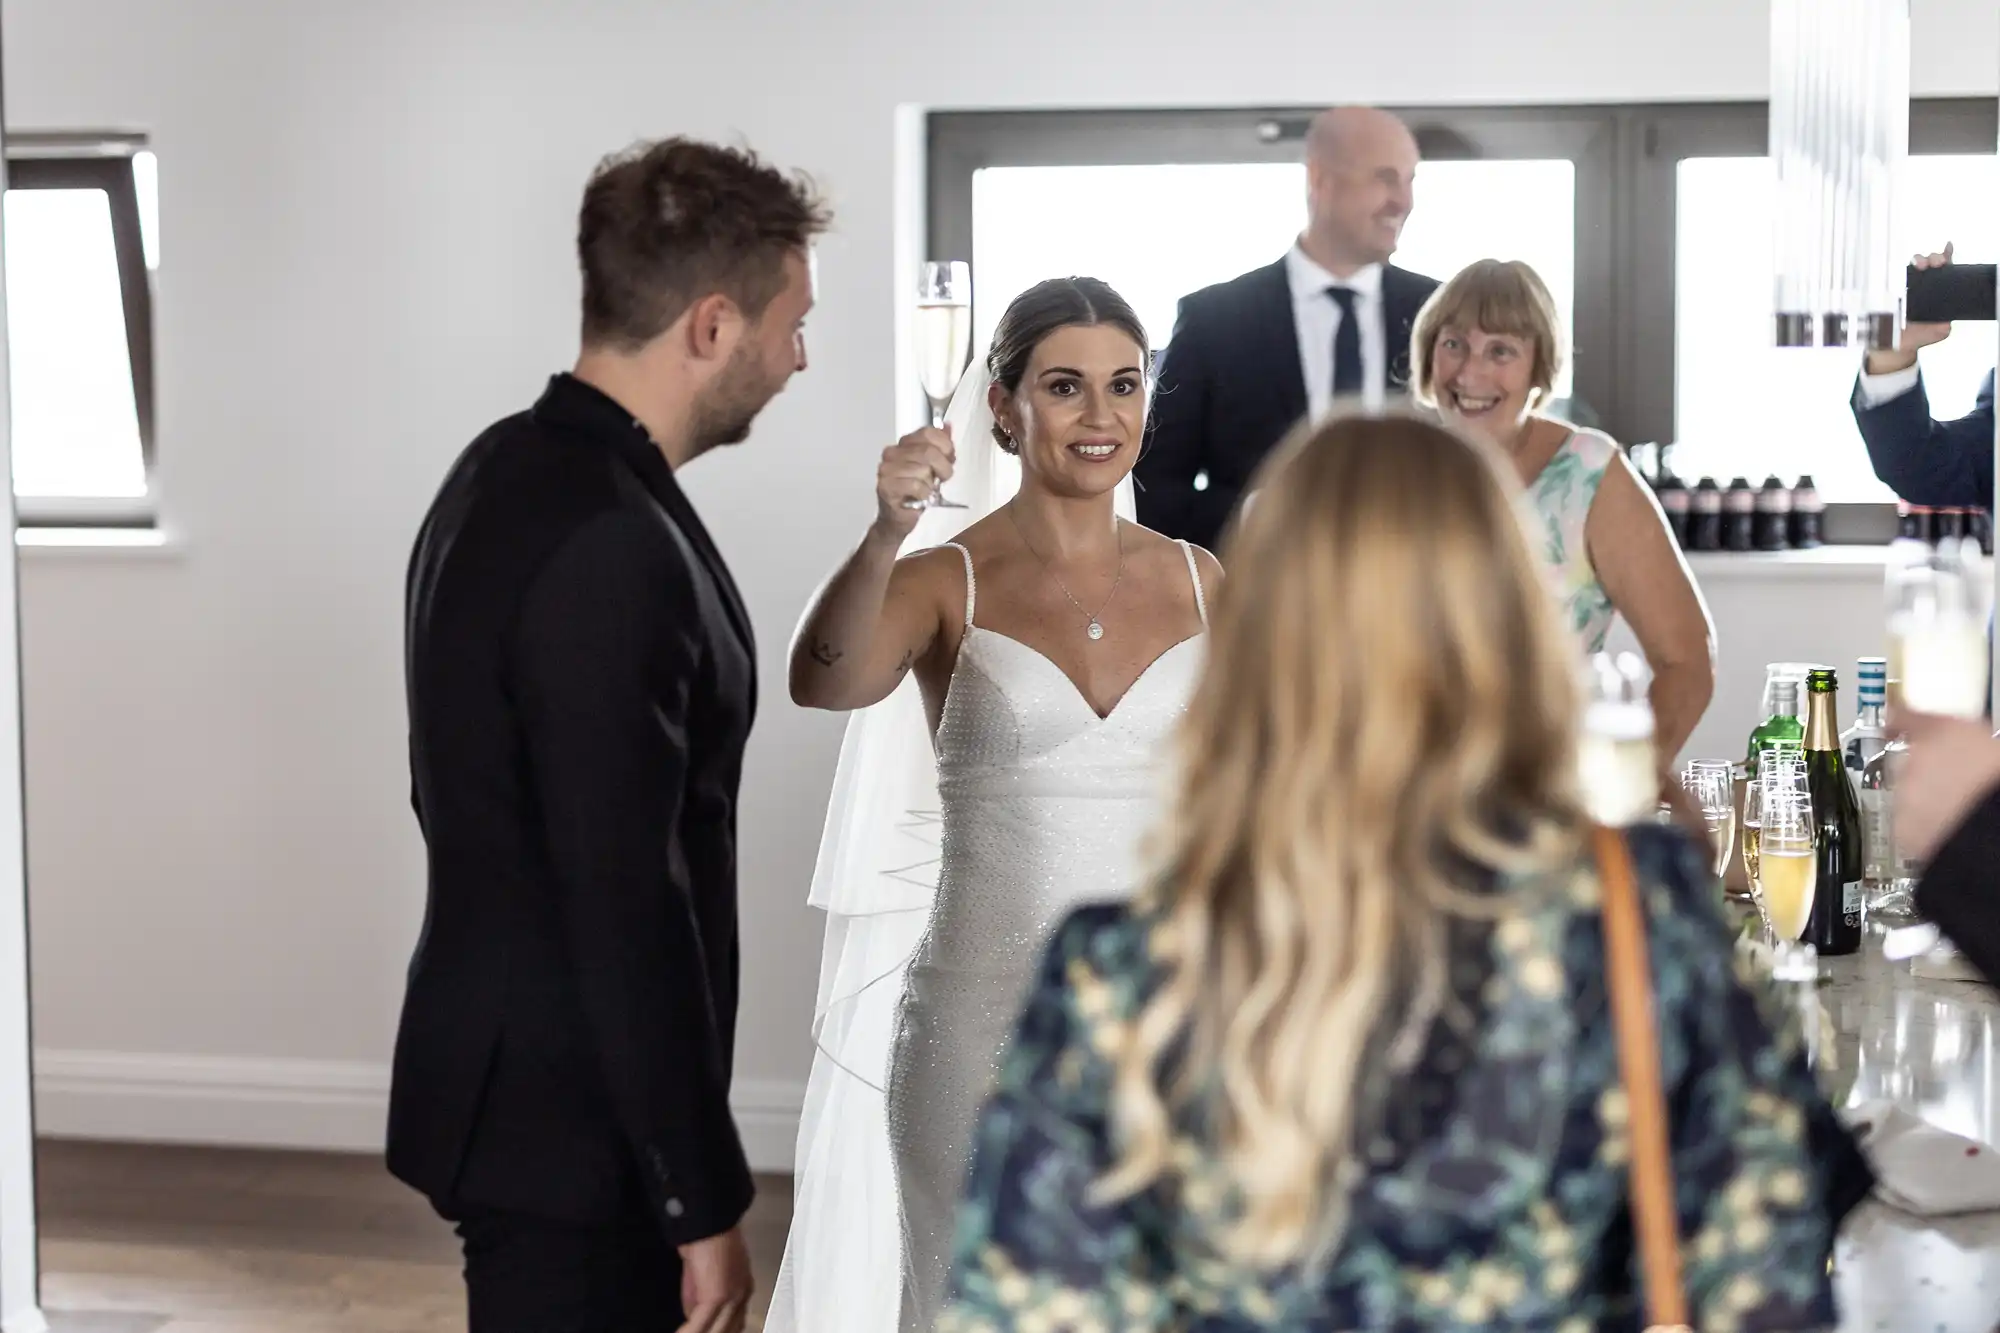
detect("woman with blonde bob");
top-left (936, 414), bottom-right (1870, 1331)
top-left (1413, 258), bottom-right (1714, 763)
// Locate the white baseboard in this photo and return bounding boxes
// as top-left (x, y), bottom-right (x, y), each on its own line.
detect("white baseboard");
top-left (34, 1051), bottom-right (391, 1153)
top-left (32, 1050), bottom-right (804, 1173)
top-left (729, 1078), bottom-right (804, 1175)
top-left (1, 1305), bottom-right (46, 1333)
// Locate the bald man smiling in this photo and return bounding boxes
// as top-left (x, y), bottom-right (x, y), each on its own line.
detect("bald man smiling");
top-left (1136, 106), bottom-right (1440, 550)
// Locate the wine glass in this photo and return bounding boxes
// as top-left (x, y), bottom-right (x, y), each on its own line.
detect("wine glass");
top-left (1577, 653), bottom-right (1657, 826)
top-left (1761, 790), bottom-right (1819, 979)
top-left (1739, 768), bottom-right (1764, 906)
top-left (1680, 759), bottom-right (1736, 879)
top-left (1888, 536), bottom-right (1990, 718)
top-left (911, 261), bottom-right (972, 511)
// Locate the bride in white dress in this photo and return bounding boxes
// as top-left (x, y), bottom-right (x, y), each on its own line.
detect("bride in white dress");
top-left (771, 277), bottom-right (1217, 1331)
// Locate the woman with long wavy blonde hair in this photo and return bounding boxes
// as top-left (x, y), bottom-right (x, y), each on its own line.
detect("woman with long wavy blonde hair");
top-left (936, 413), bottom-right (1870, 1331)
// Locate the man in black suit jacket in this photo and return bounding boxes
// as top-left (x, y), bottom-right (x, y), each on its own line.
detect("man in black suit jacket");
top-left (1851, 243), bottom-right (1996, 509)
top-left (395, 138), bottom-right (827, 1333)
top-left (1136, 106), bottom-right (1441, 549)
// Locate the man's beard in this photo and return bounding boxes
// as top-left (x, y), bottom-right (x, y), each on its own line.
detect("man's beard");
top-left (690, 346), bottom-right (779, 453)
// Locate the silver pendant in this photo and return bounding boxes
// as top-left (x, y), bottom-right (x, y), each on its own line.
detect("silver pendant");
top-left (1087, 621), bottom-right (1104, 641)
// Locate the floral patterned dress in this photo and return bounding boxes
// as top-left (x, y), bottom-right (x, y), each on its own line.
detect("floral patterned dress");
top-left (937, 825), bottom-right (1874, 1332)
top-left (1530, 429), bottom-right (1619, 654)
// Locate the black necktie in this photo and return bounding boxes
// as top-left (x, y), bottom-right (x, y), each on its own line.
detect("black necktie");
top-left (1328, 286), bottom-right (1362, 400)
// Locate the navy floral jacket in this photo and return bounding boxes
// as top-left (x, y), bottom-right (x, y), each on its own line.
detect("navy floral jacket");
top-left (938, 825), bottom-right (1873, 1332)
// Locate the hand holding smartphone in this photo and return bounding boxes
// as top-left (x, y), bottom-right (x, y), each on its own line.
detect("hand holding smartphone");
top-left (1906, 261), bottom-right (1998, 324)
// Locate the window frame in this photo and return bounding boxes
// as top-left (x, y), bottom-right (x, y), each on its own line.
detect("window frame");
top-left (928, 98), bottom-right (2000, 543)
top-left (4, 135), bottom-right (157, 528)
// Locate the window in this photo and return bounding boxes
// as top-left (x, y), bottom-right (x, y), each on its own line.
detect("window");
top-left (3, 142), bottom-right (158, 525)
top-left (1673, 154), bottom-right (1999, 503)
top-left (931, 100), bottom-right (2000, 540)
top-left (969, 159), bottom-right (1577, 398)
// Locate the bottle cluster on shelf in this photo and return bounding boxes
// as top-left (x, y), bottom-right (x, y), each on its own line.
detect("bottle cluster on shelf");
top-left (1654, 473), bottom-right (1826, 552)
top-left (1628, 442), bottom-right (1993, 553)
top-left (1895, 502), bottom-right (1995, 552)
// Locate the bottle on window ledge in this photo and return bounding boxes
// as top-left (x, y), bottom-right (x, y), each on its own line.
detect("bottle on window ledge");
top-left (1789, 475), bottom-right (1824, 548)
top-left (1972, 509), bottom-right (1994, 556)
top-left (1627, 441), bottom-right (1661, 485)
top-left (1689, 477), bottom-right (1723, 551)
top-left (1896, 501), bottom-right (1920, 542)
top-left (1654, 469), bottom-right (1690, 547)
top-left (1754, 475), bottom-right (1792, 551)
top-left (1934, 508), bottom-right (1968, 544)
top-left (1723, 476), bottom-right (1757, 551)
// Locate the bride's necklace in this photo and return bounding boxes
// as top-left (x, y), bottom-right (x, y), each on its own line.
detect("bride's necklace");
top-left (1006, 506), bottom-right (1125, 641)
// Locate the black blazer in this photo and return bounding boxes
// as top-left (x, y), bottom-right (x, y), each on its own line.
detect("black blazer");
top-left (390, 373), bottom-right (757, 1245)
top-left (1917, 780), bottom-right (2000, 991)
top-left (1134, 257), bottom-right (1441, 550)
top-left (1850, 366), bottom-right (1996, 509)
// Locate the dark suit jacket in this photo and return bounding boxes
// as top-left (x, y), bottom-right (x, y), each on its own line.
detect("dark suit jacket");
top-left (390, 373), bottom-right (757, 1245)
top-left (1917, 779), bottom-right (2000, 991)
top-left (1850, 366), bottom-right (1996, 509)
top-left (1134, 257), bottom-right (1441, 550)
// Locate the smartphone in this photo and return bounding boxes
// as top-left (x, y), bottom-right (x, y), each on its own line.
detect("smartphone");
top-left (1906, 262), bottom-right (1997, 323)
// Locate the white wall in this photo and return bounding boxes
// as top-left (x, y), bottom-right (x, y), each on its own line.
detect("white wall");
top-left (3, 0), bottom-right (1995, 1167)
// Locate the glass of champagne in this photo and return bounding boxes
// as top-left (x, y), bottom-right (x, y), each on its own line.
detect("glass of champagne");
top-left (1680, 759), bottom-right (1737, 879)
top-left (1740, 770), bottom-right (1764, 909)
top-left (1888, 536), bottom-right (1990, 719)
top-left (1761, 790), bottom-right (1819, 980)
top-left (1743, 752), bottom-right (1805, 941)
top-left (1578, 653), bottom-right (1658, 825)
top-left (1762, 746), bottom-right (1809, 801)
top-left (912, 261), bottom-right (973, 510)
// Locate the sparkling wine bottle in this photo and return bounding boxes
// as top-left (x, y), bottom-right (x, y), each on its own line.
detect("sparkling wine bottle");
top-left (1802, 668), bottom-right (1863, 956)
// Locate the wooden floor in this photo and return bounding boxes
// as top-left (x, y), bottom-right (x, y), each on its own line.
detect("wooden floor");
top-left (34, 1140), bottom-right (793, 1332)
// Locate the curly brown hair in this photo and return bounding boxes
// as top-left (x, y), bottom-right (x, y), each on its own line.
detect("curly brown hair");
top-left (578, 137), bottom-right (831, 351)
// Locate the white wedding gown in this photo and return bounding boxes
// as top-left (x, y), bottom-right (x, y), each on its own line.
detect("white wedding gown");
top-left (883, 539), bottom-right (1207, 1330)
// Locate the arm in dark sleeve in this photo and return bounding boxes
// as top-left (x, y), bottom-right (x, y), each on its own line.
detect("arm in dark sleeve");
top-left (1135, 298), bottom-right (1234, 548)
top-left (1916, 780), bottom-right (2000, 991)
top-left (1851, 368), bottom-right (1996, 508)
top-left (514, 510), bottom-right (752, 1244)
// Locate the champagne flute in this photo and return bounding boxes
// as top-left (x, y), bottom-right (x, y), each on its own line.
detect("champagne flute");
top-left (911, 261), bottom-right (972, 510)
top-left (1680, 759), bottom-right (1736, 879)
top-left (1740, 771), bottom-right (1764, 902)
top-left (1578, 653), bottom-right (1657, 826)
top-left (1743, 753), bottom-right (1806, 941)
top-left (1888, 536), bottom-right (1990, 718)
top-left (1761, 790), bottom-right (1819, 980)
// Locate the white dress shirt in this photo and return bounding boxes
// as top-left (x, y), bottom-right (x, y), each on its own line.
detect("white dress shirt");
top-left (1286, 244), bottom-right (1387, 418)
top-left (1856, 361), bottom-right (1923, 407)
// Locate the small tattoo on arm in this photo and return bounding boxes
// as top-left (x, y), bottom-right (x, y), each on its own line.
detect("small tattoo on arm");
top-left (894, 649), bottom-right (915, 677)
top-left (809, 639), bottom-right (844, 668)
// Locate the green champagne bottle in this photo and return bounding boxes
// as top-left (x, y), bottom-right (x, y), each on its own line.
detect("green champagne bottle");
top-left (1744, 663), bottom-right (1808, 780)
top-left (1802, 668), bottom-right (1863, 956)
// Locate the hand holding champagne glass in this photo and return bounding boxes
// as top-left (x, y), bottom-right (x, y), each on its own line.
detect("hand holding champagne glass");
top-left (909, 261), bottom-right (973, 510)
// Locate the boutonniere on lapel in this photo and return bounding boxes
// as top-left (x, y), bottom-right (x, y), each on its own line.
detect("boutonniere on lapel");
top-left (1388, 347), bottom-right (1414, 395)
